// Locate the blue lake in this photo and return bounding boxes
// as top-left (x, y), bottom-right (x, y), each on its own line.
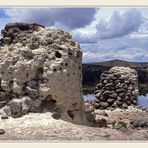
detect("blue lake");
top-left (83, 93), bottom-right (148, 107)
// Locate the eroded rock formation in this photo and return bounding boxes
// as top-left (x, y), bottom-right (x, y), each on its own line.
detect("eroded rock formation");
top-left (94, 67), bottom-right (139, 109)
top-left (0, 22), bottom-right (85, 124)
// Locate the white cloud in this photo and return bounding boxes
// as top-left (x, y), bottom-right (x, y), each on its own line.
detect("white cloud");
top-left (81, 35), bottom-right (148, 63)
top-left (73, 8), bottom-right (144, 43)
top-left (3, 8), bottom-right (97, 30)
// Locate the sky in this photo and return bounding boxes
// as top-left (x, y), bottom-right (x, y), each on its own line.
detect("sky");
top-left (0, 7), bottom-right (148, 63)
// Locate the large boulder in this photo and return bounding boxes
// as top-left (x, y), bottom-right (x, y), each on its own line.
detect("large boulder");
top-left (0, 22), bottom-right (85, 124)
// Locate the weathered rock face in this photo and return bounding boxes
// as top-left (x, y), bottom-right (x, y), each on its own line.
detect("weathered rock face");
top-left (94, 67), bottom-right (139, 109)
top-left (0, 22), bottom-right (85, 124)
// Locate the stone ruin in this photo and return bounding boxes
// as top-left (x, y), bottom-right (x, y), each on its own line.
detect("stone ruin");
top-left (94, 67), bottom-right (139, 109)
top-left (0, 22), bottom-right (85, 124)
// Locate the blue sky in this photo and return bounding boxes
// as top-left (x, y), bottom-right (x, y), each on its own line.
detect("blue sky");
top-left (0, 8), bottom-right (148, 63)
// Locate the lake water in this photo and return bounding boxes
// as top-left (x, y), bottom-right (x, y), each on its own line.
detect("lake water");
top-left (83, 93), bottom-right (148, 107)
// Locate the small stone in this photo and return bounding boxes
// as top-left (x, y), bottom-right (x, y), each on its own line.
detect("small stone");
top-left (99, 96), bottom-right (106, 102)
top-left (100, 102), bottom-right (109, 109)
top-left (107, 98), bottom-right (114, 104)
top-left (103, 80), bottom-right (108, 84)
top-left (122, 103), bottom-right (128, 109)
top-left (119, 93), bottom-right (125, 98)
top-left (9, 99), bottom-right (22, 118)
top-left (132, 100), bottom-right (137, 105)
top-left (3, 37), bottom-right (11, 44)
top-left (116, 89), bottom-right (125, 93)
top-left (111, 77), bottom-right (117, 80)
top-left (124, 96), bottom-right (129, 101)
top-left (94, 103), bottom-right (100, 109)
top-left (105, 83), bottom-right (113, 87)
top-left (1, 80), bottom-right (11, 92)
top-left (1, 115), bottom-right (9, 119)
top-left (95, 115), bottom-right (108, 127)
top-left (132, 119), bottom-right (148, 128)
top-left (52, 112), bottom-right (61, 120)
top-left (85, 104), bottom-right (94, 113)
top-left (0, 129), bottom-right (5, 134)
top-left (94, 99), bottom-right (100, 103)
top-left (112, 102), bottom-right (117, 108)
top-left (116, 101), bottom-right (123, 106)
top-left (3, 106), bottom-right (11, 116)
top-left (96, 83), bottom-right (102, 89)
top-left (95, 92), bottom-right (101, 99)
top-left (109, 93), bottom-right (118, 98)
top-left (0, 100), bottom-right (8, 108)
top-left (102, 91), bottom-right (112, 99)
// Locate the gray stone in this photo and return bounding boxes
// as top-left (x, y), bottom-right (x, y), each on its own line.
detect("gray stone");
top-left (99, 96), bottom-right (106, 102)
top-left (124, 96), bottom-right (129, 101)
top-left (100, 102), bottom-right (109, 109)
top-left (132, 119), bottom-right (148, 128)
top-left (3, 106), bottom-right (11, 116)
top-left (0, 100), bottom-right (8, 108)
top-left (119, 93), bottom-right (125, 98)
top-left (112, 102), bottom-right (117, 108)
top-left (1, 114), bottom-right (9, 119)
top-left (96, 83), bottom-right (102, 89)
top-left (102, 91), bottom-right (112, 99)
top-left (103, 80), bottom-right (108, 84)
top-left (95, 92), bottom-right (101, 99)
top-left (94, 103), bottom-right (100, 109)
top-left (109, 93), bottom-right (118, 98)
top-left (122, 103), bottom-right (128, 109)
top-left (95, 115), bottom-right (108, 127)
top-left (116, 101), bottom-right (123, 106)
top-left (107, 98), bottom-right (114, 104)
top-left (9, 99), bottom-right (22, 118)
top-left (116, 89), bottom-right (125, 93)
top-left (85, 105), bottom-right (94, 113)
top-left (2, 37), bottom-right (11, 44)
top-left (117, 96), bottom-right (122, 101)
top-left (52, 112), bottom-right (61, 120)
top-left (0, 129), bottom-right (5, 134)
top-left (105, 83), bottom-right (114, 87)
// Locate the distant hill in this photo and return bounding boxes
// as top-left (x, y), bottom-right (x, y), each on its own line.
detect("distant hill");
top-left (82, 59), bottom-right (148, 88)
top-left (85, 59), bottom-right (148, 68)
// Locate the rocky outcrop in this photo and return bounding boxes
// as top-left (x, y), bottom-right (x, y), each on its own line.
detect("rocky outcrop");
top-left (0, 22), bottom-right (85, 124)
top-left (94, 67), bottom-right (139, 109)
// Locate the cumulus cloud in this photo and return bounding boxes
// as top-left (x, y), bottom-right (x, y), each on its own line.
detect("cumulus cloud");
top-left (73, 8), bottom-right (144, 43)
top-left (3, 8), bottom-right (97, 30)
top-left (96, 8), bottom-right (143, 39)
top-left (81, 35), bottom-right (148, 63)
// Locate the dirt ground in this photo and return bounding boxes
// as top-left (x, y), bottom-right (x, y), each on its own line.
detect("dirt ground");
top-left (0, 107), bottom-right (148, 141)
